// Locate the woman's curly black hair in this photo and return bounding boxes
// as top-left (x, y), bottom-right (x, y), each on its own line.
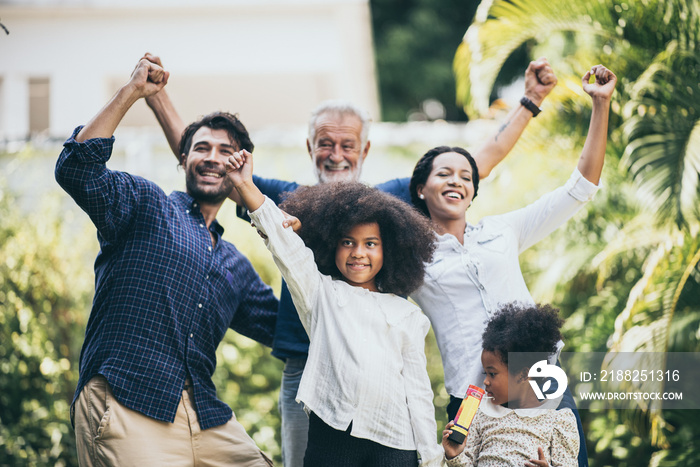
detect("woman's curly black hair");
top-left (409, 146), bottom-right (480, 218)
top-left (481, 302), bottom-right (564, 374)
top-left (279, 181), bottom-right (436, 296)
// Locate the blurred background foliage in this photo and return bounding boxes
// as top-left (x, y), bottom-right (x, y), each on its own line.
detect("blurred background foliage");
top-left (0, 168), bottom-right (87, 466)
top-left (370, 0), bottom-right (480, 121)
top-left (370, 0), bottom-right (534, 122)
top-left (454, 0), bottom-right (700, 464)
top-left (2, 0), bottom-right (700, 466)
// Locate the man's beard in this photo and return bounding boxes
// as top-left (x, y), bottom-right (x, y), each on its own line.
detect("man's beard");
top-left (315, 158), bottom-right (363, 184)
top-left (185, 163), bottom-right (234, 204)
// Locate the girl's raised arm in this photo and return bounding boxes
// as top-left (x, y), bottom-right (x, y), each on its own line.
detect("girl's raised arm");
top-left (227, 150), bottom-right (265, 211)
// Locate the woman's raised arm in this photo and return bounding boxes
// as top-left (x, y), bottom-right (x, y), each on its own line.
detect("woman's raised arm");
top-left (577, 65), bottom-right (617, 184)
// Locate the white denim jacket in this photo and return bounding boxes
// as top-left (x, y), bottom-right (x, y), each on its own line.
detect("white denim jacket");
top-left (411, 169), bottom-right (600, 398)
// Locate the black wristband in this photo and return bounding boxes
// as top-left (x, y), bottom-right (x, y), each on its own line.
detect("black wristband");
top-left (520, 96), bottom-right (542, 117)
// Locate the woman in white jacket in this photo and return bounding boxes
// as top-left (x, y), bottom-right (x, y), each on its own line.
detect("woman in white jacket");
top-left (409, 64), bottom-right (617, 466)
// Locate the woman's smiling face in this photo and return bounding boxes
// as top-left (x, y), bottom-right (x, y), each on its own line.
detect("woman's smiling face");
top-left (416, 152), bottom-right (475, 223)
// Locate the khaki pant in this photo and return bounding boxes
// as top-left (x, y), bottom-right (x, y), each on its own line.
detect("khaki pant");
top-left (74, 376), bottom-right (273, 467)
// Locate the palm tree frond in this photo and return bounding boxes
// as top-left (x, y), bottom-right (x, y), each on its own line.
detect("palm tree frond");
top-left (602, 233), bottom-right (699, 448)
top-left (609, 231), bottom-right (700, 353)
top-left (621, 42), bottom-right (700, 229)
top-left (455, 0), bottom-right (618, 115)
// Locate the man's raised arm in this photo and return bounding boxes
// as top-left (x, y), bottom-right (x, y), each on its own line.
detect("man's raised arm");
top-left (77, 59), bottom-right (168, 142)
top-left (471, 57), bottom-right (557, 179)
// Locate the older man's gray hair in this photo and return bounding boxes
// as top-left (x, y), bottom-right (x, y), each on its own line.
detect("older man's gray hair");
top-left (307, 100), bottom-right (371, 149)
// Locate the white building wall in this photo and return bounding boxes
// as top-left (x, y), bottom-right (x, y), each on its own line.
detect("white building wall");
top-left (0, 0), bottom-right (379, 139)
top-left (0, 74), bottom-right (29, 137)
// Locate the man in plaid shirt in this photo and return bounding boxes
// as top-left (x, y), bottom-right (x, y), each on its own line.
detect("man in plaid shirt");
top-left (56, 59), bottom-right (277, 466)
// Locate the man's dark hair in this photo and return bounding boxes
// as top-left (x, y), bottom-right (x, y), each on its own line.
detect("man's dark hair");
top-left (481, 302), bottom-right (564, 375)
top-left (280, 181), bottom-right (436, 296)
top-left (178, 111), bottom-right (254, 160)
top-left (409, 146), bottom-right (480, 218)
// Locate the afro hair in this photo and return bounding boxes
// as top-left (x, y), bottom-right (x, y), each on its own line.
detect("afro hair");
top-left (279, 181), bottom-right (436, 296)
top-left (481, 302), bottom-right (564, 374)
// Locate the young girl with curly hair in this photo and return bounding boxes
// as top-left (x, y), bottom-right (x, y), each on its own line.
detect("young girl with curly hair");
top-left (442, 303), bottom-right (579, 467)
top-left (226, 151), bottom-right (443, 466)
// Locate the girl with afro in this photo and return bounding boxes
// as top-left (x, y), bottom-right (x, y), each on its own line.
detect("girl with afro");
top-left (442, 303), bottom-right (579, 467)
top-left (226, 150), bottom-right (444, 466)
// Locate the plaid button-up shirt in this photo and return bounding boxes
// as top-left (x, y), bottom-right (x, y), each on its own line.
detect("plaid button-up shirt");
top-left (56, 127), bottom-right (278, 430)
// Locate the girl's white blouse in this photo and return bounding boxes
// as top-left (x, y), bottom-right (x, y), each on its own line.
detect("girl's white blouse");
top-left (249, 197), bottom-right (444, 466)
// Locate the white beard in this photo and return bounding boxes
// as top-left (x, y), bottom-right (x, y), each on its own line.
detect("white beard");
top-left (314, 157), bottom-right (363, 184)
